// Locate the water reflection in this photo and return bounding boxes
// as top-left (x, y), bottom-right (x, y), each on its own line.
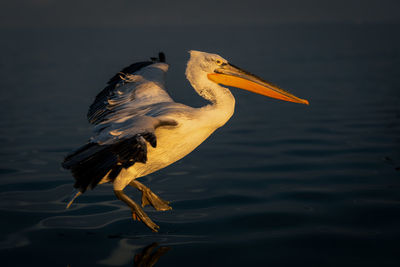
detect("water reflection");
top-left (133, 243), bottom-right (171, 267)
top-left (99, 240), bottom-right (170, 266)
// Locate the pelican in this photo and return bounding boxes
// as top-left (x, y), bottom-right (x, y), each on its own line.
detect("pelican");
top-left (62, 50), bottom-right (309, 232)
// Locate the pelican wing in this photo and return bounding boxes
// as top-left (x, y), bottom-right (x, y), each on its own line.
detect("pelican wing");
top-left (62, 116), bottom-right (176, 192)
top-left (87, 53), bottom-right (173, 125)
top-left (63, 53), bottom-right (179, 192)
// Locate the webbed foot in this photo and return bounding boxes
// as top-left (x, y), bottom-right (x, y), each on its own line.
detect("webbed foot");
top-left (114, 190), bottom-right (160, 232)
top-left (141, 188), bottom-right (172, 211)
top-left (130, 180), bottom-right (172, 211)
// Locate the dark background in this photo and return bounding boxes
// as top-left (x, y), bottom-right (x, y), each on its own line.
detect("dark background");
top-left (0, 1), bottom-right (399, 266)
top-left (1, 0), bottom-right (400, 27)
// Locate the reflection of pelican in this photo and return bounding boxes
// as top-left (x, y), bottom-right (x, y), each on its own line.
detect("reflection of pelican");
top-left (98, 240), bottom-right (170, 266)
top-left (134, 242), bottom-right (170, 267)
top-left (62, 51), bottom-right (309, 231)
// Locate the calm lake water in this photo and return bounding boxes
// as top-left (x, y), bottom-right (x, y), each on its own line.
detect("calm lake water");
top-left (0, 24), bottom-right (399, 266)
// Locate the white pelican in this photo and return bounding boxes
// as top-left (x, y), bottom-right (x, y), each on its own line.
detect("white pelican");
top-left (62, 50), bottom-right (309, 232)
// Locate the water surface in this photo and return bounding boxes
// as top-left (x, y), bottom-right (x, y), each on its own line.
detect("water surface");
top-left (0, 24), bottom-right (399, 266)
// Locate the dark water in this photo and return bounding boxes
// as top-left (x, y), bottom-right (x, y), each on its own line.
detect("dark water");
top-left (0, 24), bottom-right (399, 266)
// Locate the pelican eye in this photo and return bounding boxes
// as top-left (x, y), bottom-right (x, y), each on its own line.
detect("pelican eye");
top-left (216, 59), bottom-right (223, 65)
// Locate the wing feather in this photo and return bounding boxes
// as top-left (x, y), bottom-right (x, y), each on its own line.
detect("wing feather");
top-left (63, 53), bottom-right (180, 192)
top-left (87, 52), bottom-right (172, 125)
top-left (62, 117), bottom-right (177, 192)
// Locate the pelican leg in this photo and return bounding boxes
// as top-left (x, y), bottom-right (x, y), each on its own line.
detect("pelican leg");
top-left (114, 190), bottom-right (160, 232)
top-left (129, 180), bottom-right (172, 211)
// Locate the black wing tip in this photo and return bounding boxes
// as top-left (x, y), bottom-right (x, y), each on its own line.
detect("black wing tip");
top-left (150, 52), bottom-right (166, 63)
top-left (107, 61), bottom-right (153, 85)
top-left (158, 52), bottom-right (166, 63)
top-left (142, 132), bottom-right (157, 148)
top-left (108, 52), bottom-right (166, 85)
top-left (63, 133), bottom-right (156, 192)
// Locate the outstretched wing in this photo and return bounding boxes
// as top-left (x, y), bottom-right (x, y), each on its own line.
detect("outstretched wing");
top-left (87, 52), bottom-right (173, 125)
top-left (63, 53), bottom-right (178, 192)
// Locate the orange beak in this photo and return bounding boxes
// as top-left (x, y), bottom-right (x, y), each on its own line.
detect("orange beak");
top-left (207, 63), bottom-right (309, 105)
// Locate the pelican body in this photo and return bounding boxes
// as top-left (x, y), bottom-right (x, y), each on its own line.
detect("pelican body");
top-left (63, 51), bottom-right (309, 231)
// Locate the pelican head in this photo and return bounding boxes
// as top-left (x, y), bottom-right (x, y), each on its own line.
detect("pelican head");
top-left (186, 50), bottom-right (309, 105)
